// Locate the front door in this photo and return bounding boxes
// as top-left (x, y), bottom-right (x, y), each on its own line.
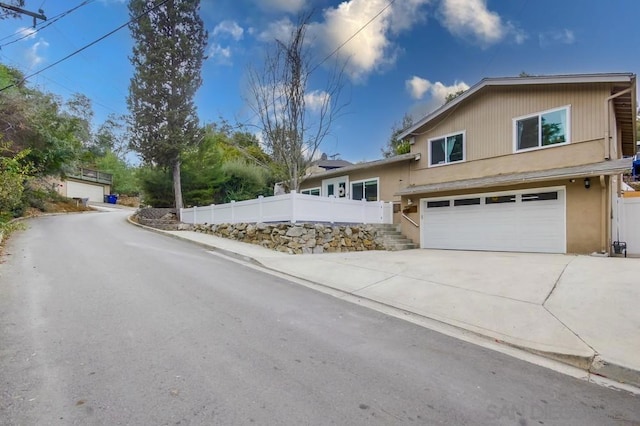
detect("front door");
top-left (322, 176), bottom-right (349, 198)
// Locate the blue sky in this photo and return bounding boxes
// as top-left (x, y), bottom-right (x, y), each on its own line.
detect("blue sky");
top-left (1, 0), bottom-right (639, 163)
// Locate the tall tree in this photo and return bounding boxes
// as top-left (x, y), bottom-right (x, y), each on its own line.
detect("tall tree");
top-left (127, 0), bottom-right (207, 211)
top-left (247, 12), bottom-right (346, 191)
top-left (381, 113), bottom-right (413, 158)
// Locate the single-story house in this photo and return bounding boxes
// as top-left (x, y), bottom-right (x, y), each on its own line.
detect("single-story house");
top-left (300, 152), bottom-right (420, 222)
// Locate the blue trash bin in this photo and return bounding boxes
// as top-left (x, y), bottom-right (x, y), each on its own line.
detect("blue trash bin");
top-left (107, 195), bottom-right (118, 204)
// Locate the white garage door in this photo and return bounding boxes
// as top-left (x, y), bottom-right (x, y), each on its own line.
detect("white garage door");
top-left (421, 187), bottom-right (566, 253)
top-left (66, 181), bottom-right (105, 202)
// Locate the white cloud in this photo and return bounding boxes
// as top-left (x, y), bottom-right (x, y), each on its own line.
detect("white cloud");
top-left (439, 0), bottom-right (523, 47)
top-left (258, 17), bottom-right (295, 43)
top-left (25, 39), bottom-right (49, 68)
top-left (539, 29), bottom-right (575, 48)
top-left (305, 90), bottom-right (330, 113)
top-left (212, 20), bottom-right (244, 41)
top-left (405, 76), bottom-right (470, 115)
top-left (257, 0), bottom-right (306, 14)
top-left (406, 76), bottom-right (431, 100)
top-left (309, 0), bottom-right (430, 82)
top-left (428, 80), bottom-right (470, 104)
top-left (208, 44), bottom-right (232, 65)
top-left (15, 26), bottom-right (37, 40)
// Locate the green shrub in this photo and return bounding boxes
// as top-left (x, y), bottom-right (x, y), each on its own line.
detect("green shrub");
top-left (136, 166), bottom-right (174, 207)
top-left (216, 160), bottom-right (273, 203)
top-left (0, 148), bottom-right (32, 217)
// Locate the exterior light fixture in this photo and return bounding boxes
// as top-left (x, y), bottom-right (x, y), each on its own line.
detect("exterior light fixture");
top-left (584, 178), bottom-right (591, 189)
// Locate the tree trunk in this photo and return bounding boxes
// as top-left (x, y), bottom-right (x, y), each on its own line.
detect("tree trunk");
top-left (292, 162), bottom-right (298, 192)
top-left (172, 159), bottom-right (184, 214)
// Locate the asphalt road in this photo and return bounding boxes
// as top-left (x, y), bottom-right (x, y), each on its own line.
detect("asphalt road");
top-left (0, 210), bottom-right (638, 425)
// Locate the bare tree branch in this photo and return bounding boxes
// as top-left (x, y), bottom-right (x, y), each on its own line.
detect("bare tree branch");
top-left (246, 11), bottom-right (347, 191)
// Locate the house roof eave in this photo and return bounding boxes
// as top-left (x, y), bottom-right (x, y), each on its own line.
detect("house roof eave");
top-left (398, 73), bottom-right (636, 141)
top-left (304, 152), bottom-right (420, 181)
top-left (396, 158), bottom-right (632, 197)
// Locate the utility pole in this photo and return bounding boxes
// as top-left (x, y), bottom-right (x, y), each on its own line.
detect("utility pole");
top-left (0, 2), bottom-right (46, 26)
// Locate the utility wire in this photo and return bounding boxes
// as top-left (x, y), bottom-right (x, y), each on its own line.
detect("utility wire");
top-left (311, 0), bottom-right (395, 74)
top-left (0, 0), bottom-right (95, 47)
top-left (0, 0), bottom-right (171, 92)
top-left (238, 0), bottom-right (397, 131)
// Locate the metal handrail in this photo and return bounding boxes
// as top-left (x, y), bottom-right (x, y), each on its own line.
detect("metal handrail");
top-left (402, 213), bottom-right (419, 227)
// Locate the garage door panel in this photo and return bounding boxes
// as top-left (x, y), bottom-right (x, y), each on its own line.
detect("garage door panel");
top-left (66, 181), bottom-right (105, 202)
top-left (422, 188), bottom-right (565, 253)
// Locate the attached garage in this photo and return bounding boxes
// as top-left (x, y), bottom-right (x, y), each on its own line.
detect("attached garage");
top-left (421, 187), bottom-right (566, 253)
top-left (66, 180), bottom-right (106, 203)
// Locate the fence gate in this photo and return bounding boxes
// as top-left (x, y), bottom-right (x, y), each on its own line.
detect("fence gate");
top-left (618, 196), bottom-right (640, 256)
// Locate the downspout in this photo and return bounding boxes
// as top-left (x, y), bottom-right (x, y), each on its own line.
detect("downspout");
top-left (600, 175), bottom-right (609, 254)
top-left (604, 87), bottom-right (633, 160)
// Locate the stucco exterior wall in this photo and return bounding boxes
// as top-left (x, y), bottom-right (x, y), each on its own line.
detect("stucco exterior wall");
top-left (409, 139), bottom-right (604, 186)
top-left (300, 160), bottom-right (412, 203)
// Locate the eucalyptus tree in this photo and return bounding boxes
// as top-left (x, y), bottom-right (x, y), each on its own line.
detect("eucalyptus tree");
top-left (127, 0), bottom-right (207, 211)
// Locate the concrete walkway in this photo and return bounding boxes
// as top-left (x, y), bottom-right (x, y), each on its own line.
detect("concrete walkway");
top-left (135, 223), bottom-right (639, 388)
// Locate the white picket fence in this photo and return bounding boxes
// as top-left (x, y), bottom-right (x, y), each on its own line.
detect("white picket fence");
top-left (180, 191), bottom-right (393, 225)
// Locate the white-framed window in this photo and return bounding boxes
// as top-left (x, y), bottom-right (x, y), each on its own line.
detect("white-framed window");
top-left (514, 106), bottom-right (570, 152)
top-left (428, 131), bottom-right (465, 166)
top-left (301, 187), bottom-right (320, 196)
top-left (351, 178), bottom-right (379, 201)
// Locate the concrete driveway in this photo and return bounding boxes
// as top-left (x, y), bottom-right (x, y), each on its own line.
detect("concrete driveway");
top-left (155, 227), bottom-right (640, 389)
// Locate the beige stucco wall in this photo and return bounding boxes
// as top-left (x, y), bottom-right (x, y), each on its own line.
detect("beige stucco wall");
top-left (300, 160), bottom-right (412, 203)
top-left (409, 139), bottom-right (604, 186)
top-left (409, 83), bottom-right (615, 185)
top-left (400, 178), bottom-right (608, 254)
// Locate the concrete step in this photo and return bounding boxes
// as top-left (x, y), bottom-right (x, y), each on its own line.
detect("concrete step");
top-left (373, 223), bottom-right (417, 251)
top-left (387, 243), bottom-right (419, 251)
top-left (371, 223), bottom-right (400, 230)
top-left (377, 231), bottom-right (402, 237)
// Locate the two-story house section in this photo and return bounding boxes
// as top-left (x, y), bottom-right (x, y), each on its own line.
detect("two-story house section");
top-left (396, 73), bottom-right (636, 254)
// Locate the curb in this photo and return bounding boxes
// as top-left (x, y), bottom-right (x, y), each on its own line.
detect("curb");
top-left (590, 356), bottom-right (640, 389)
top-left (128, 216), bottom-right (640, 392)
top-left (126, 215), bottom-right (261, 266)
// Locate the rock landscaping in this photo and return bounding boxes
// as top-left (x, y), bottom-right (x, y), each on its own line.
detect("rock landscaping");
top-left (134, 207), bottom-right (179, 230)
top-left (178, 222), bottom-right (386, 254)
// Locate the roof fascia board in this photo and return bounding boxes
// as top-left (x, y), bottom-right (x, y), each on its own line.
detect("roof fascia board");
top-left (396, 159), bottom-right (631, 196)
top-left (304, 153), bottom-right (419, 180)
top-left (398, 73), bottom-right (635, 140)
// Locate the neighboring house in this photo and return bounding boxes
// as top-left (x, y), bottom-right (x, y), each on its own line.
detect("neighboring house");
top-left (393, 73), bottom-right (637, 254)
top-left (305, 153), bottom-right (353, 174)
top-left (55, 168), bottom-right (113, 203)
top-left (299, 152), bottom-right (421, 221)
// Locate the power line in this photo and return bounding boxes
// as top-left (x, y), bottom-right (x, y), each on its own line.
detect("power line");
top-left (0, 0), bottom-right (171, 92)
top-left (0, 1), bottom-right (90, 42)
top-left (0, 2), bottom-right (46, 25)
top-left (311, 0), bottom-right (396, 74)
top-left (0, 0), bottom-right (95, 47)
top-left (238, 0), bottom-right (397, 131)
top-left (0, 50), bottom-right (124, 117)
